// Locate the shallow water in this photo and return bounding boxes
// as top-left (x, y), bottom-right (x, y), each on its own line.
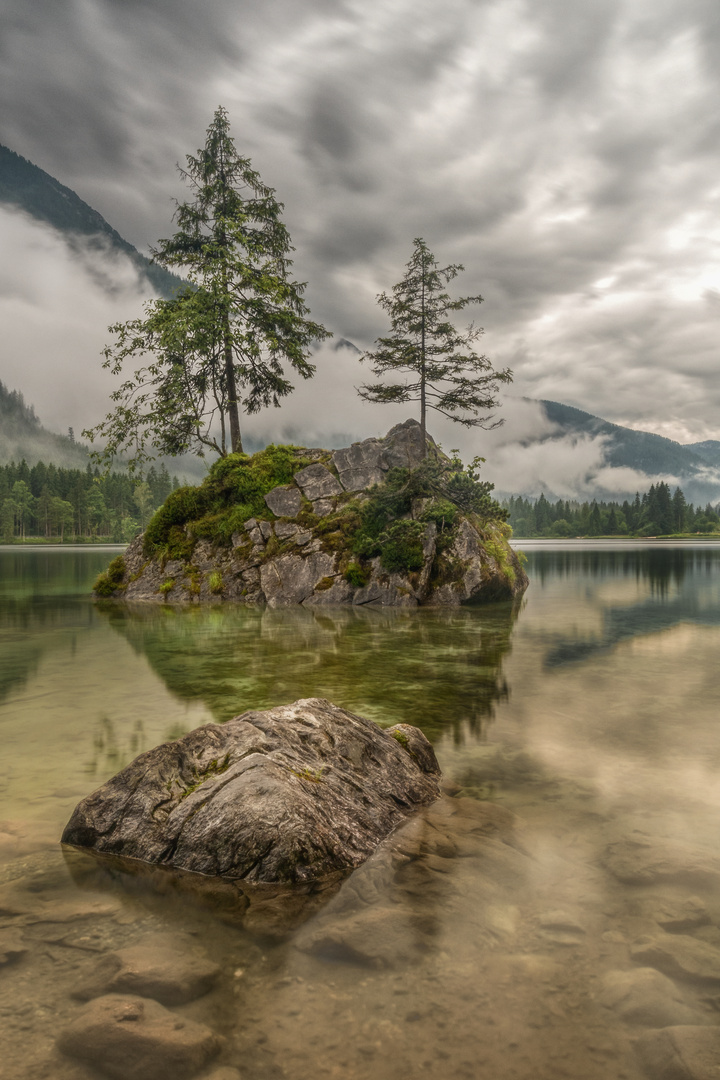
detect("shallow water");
top-left (2, 543), bottom-right (720, 1079)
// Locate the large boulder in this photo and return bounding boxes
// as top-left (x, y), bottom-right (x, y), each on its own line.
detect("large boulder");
top-left (61, 699), bottom-right (442, 884)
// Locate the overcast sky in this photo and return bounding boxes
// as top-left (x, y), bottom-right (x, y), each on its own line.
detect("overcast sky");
top-left (2, 0), bottom-right (720, 492)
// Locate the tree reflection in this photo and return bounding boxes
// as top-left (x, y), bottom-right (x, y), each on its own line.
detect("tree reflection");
top-left (100, 601), bottom-right (521, 744)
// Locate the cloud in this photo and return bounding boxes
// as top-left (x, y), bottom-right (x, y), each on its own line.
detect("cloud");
top-left (3, 0), bottom-right (720, 463)
top-left (0, 206), bottom-right (150, 434)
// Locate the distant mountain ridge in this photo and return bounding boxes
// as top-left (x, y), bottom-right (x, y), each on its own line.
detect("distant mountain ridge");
top-left (0, 144), bottom-right (183, 298)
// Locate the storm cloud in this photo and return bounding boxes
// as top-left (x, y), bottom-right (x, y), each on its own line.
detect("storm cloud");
top-left (2, 0), bottom-right (720, 483)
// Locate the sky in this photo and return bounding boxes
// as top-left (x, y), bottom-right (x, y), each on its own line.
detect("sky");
top-left (2, 0), bottom-right (720, 494)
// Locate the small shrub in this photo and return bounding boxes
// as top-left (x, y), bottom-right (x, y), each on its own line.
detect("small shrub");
top-left (420, 498), bottom-right (458, 531)
top-left (344, 562), bottom-right (369, 588)
top-left (93, 555), bottom-right (126, 596)
top-left (379, 519), bottom-right (425, 573)
top-left (208, 570), bottom-right (223, 594)
top-left (159, 578), bottom-right (175, 596)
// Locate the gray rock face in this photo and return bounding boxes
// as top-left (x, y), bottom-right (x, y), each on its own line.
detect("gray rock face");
top-left (73, 933), bottom-right (221, 1005)
top-left (57, 993), bottom-right (221, 1080)
top-left (332, 439), bottom-right (386, 491)
top-left (294, 463), bottom-right (343, 500)
top-left (598, 967), bottom-right (703, 1027)
top-left (381, 418), bottom-right (431, 469)
top-left (635, 1026), bottom-right (720, 1080)
top-left (264, 484), bottom-right (302, 518)
top-left (260, 551), bottom-right (336, 607)
top-left (62, 699), bottom-right (442, 884)
top-left (631, 932), bottom-right (720, 984)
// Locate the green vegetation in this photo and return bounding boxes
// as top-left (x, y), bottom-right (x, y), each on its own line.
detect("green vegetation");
top-left (505, 482), bottom-right (720, 537)
top-left (0, 458), bottom-right (177, 542)
top-left (358, 237), bottom-right (512, 449)
top-left (93, 555), bottom-right (127, 596)
top-left (143, 443), bottom-right (298, 558)
top-left (343, 562), bottom-right (369, 588)
top-left (208, 570), bottom-right (224, 594)
top-left (159, 579), bottom-right (175, 596)
top-left (84, 106), bottom-right (330, 469)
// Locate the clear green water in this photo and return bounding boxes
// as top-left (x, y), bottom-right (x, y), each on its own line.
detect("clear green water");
top-left (2, 543), bottom-right (720, 1079)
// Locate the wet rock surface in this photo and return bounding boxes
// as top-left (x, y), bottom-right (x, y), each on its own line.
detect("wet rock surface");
top-left (113, 419), bottom-right (527, 608)
top-left (57, 993), bottom-right (222, 1080)
top-left (62, 698), bottom-right (442, 883)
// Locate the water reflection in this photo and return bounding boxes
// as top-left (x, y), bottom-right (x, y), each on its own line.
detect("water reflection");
top-left (101, 601), bottom-right (520, 743)
top-left (525, 547), bottom-right (720, 666)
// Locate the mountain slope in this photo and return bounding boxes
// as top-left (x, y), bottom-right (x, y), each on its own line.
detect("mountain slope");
top-left (0, 380), bottom-right (89, 467)
top-left (540, 400), bottom-right (711, 479)
top-left (0, 144), bottom-right (183, 298)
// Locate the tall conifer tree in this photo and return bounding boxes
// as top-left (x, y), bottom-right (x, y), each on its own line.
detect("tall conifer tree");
top-left (86, 107), bottom-right (330, 466)
top-left (358, 238), bottom-right (512, 454)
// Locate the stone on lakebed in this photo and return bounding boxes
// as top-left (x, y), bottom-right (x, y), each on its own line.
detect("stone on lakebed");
top-left (61, 698), bottom-right (442, 884)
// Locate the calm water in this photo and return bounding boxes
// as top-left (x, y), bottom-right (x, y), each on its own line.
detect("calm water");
top-left (2, 543), bottom-right (720, 1079)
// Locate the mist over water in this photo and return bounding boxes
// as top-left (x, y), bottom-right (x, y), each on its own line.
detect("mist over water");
top-left (2, 543), bottom-right (720, 1079)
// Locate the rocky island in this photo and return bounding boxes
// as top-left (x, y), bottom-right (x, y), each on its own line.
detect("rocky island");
top-left (94, 420), bottom-right (528, 607)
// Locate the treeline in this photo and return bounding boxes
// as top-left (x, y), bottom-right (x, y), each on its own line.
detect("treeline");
top-left (504, 482), bottom-right (720, 537)
top-left (0, 459), bottom-right (179, 542)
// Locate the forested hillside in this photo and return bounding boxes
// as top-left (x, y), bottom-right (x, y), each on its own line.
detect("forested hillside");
top-left (0, 144), bottom-right (183, 298)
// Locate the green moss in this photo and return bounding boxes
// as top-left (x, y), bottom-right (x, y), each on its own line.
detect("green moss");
top-left (482, 533), bottom-right (517, 586)
top-left (170, 754), bottom-right (232, 800)
top-left (315, 576), bottom-right (335, 591)
top-left (159, 578), bottom-right (175, 596)
top-left (390, 728), bottom-right (409, 747)
top-left (289, 765), bottom-right (326, 783)
top-left (208, 570), bottom-right (223, 595)
top-left (344, 562), bottom-right (369, 588)
top-left (143, 444), bottom-right (301, 558)
top-left (93, 555), bottom-right (126, 596)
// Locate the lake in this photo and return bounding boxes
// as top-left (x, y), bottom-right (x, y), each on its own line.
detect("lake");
top-left (2, 542), bottom-right (720, 1079)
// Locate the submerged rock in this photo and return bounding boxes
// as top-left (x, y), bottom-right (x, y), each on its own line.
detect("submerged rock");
top-left (630, 932), bottom-right (720, 985)
top-left (57, 993), bottom-right (221, 1080)
top-left (635, 1025), bottom-right (720, 1080)
top-left (62, 698), bottom-right (442, 884)
top-left (598, 967), bottom-right (704, 1027)
top-left (73, 932), bottom-right (221, 1005)
top-left (96, 419), bottom-right (527, 608)
top-left (602, 837), bottom-right (720, 886)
